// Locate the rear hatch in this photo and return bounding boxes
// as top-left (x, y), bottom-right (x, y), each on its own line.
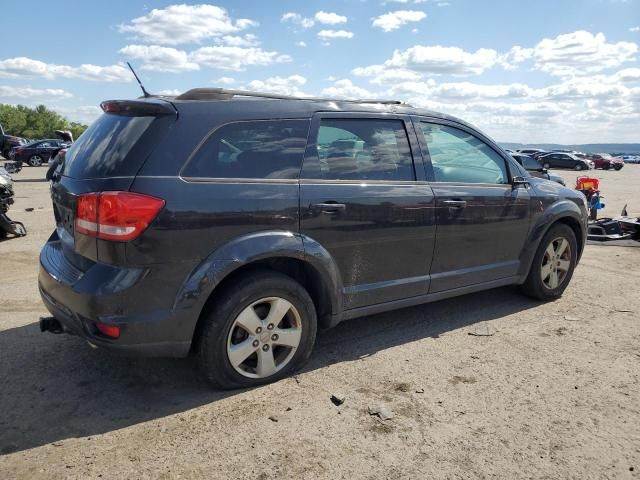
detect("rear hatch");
top-left (51, 99), bottom-right (176, 270)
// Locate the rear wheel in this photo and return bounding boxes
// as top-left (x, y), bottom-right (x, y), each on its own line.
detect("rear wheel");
top-left (574, 163), bottom-right (583, 171)
top-left (521, 224), bottom-right (577, 301)
top-left (28, 155), bottom-right (43, 167)
top-left (197, 270), bottom-right (317, 389)
top-left (543, 162), bottom-right (550, 169)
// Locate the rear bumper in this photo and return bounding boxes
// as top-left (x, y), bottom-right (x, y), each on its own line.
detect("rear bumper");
top-left (38, 240), bottom-right (193, 357)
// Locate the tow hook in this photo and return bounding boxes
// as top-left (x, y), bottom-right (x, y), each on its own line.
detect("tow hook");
top-left (39, 316), bottom-right (64, 334)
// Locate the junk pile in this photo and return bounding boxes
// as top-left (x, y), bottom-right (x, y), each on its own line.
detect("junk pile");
top-left (576, 176), bottom-right (640, 244)
top-left (0, 166), bottom-right (26, 239)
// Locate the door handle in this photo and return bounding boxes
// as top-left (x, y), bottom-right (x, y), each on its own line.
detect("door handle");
top-left (310, 202), bottom-right (346, 214)
top-left (442, 200), bottom-right (467, 209)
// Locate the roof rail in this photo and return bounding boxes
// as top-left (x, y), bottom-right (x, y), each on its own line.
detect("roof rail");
top-left (174, 87), bottom-right (403, 105)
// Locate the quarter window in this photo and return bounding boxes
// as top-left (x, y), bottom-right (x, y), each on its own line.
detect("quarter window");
top-left (306, 118), bottom-right (414, 181)
top-left (420, 123), bottom-right (508, 184)
top-left (182, 120), bottom-right (310, 179)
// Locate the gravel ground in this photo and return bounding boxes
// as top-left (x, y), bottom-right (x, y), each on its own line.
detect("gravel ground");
top-left (1, 165), bottom-right (639, 479)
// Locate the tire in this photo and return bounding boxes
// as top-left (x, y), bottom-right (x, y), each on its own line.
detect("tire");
top-left (520, 223), bottom-right (577, 301)
top-left (614, 164), bottom-right (623, 171)
top-left (574, 163), bottom-right (583, 171)
top-left (28, 155), bottom-right (43, 167)
top-left (197, 270), bottom-right (317, 389)
top-left (543, 163), bottom-right (550, 169)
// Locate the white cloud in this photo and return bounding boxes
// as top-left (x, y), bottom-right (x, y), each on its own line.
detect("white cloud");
top-left (356, 45), bottom-right (500, 79)
top-left (57, 105), bottom-right (103, 124)
top-left (517, 31), bottom-right (638, 76)
top-left (214, 76), bottom-right (236, 85)
top-left (281, 12), bottom-right (315, 29)
top-left (117, 4), bottom-right (257, 45)
top-left (246, 75), bottom-right (308, 96)
top-left (629, 26), bottom-right (640, 32)
top-left (219, 34), bottom-right (260, 47)
top-left (314, 11), bottom-right (347, 25)
top-left (0, 86), bottom-right (72, 100)
top-left (189, 46), bottom-right (291, 71)
top-left (119, 45), bottom-right (199, 72)
top-left (320, 79), bottom-right (375, 99)
top-left (317, 30), bottom-right (354, 40)
top-left (372, 10), bottom-right (427, 32)
top-left (297, 41), bottom-right (307, 48)
top-left (352, 65), bottom-right (422, 84)
top-left (156, 89), bottom-right (183, 96)
top-left (0, 57), bottom-right (131, 82)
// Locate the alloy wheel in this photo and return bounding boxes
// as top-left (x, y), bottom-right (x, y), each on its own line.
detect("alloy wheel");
top-left (226, 297), bottom-right (302, 379)
top-left (28, 155), bottom-right (43, 167)
top-left (540, 237), bottom-right (571, 290)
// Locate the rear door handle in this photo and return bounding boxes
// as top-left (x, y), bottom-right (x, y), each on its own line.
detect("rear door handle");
top-left (310, 202), bottom-right (346, 214)
top-left (442, 200), bottom-right (467, 209)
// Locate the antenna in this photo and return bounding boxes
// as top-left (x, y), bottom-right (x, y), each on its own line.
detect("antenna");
top-left (126, 62), bottom-right (151, 98)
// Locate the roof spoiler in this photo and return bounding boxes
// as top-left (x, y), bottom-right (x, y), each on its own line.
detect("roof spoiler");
top-left (174, 88), bottom-right (403, 105)
top-left (100, 100), bottom-right (177, 116)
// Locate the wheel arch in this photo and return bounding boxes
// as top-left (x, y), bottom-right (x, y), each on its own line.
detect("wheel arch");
top-left (518, 203), bottom-right (587, 282)
top-left (174, 231), bottom-right (343, 352)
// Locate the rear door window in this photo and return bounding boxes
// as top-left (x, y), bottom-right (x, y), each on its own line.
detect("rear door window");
top-left (305, 118), bottom-right (414, 181)
top-left (182, 120), bottom-right (310, 179)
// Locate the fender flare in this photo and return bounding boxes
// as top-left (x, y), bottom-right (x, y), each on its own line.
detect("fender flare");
top-left (518, 199), bottom-right (586, 280)
top-left (173, 230), bottom-right (344, 335)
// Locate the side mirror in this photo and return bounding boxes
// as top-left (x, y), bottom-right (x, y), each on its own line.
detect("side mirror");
top-left (512, 176), bottom-right (529, 188)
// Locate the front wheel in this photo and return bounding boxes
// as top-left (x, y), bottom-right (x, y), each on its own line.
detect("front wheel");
top-left (197, 270), bottom-right (317, 389)
top-left (28, 155), bottom-right (43, 167)
top-left (521, 224), bottom-right (577, 301)
top-left (614, 164), bottom-right (623, 171)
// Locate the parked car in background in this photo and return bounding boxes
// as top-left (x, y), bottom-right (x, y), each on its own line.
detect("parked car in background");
top-left (517, 148), bottom-right (547, 156)
top-left (0, 123), bottom-right (26, 159)
top-left (511, 153), bottom-right (566, 186)
top-left (587, 153), bottom-right (624, 170)
top-left (538, 152), bottom-right (592, 170)
top-left (622, 155), bottom-right (640, 164)
top-left (10, 139), bottom-right (68, 166)
top-left (38, 89), bottom-right (588, 389)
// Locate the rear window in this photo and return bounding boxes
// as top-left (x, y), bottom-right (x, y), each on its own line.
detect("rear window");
top-left (63, 113), bottom-right (170, 179)
top-left (181, 119), bottom-right (310, 179)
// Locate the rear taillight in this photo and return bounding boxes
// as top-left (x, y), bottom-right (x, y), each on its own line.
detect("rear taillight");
top-left (95, 322), bottom-right (120, 338)
top-left (75, 191), bottom-right (165, 241)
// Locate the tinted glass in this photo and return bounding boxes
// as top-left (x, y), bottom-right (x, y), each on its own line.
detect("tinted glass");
top-left (420, 123), bottom-right (507, 184)
top-left (307, 118), bottom-right (414, 181)
top-left (522, 156), bottom-right (541, 170)
top-left (183, 120), bottom-right (310, 179)
top-left (63, 113), bottom-right (165, 179)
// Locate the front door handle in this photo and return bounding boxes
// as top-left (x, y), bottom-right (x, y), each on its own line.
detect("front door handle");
top-left (442, 200), bottom-right (467, 209)
top-left (310, 202), bottom-right (346, 214)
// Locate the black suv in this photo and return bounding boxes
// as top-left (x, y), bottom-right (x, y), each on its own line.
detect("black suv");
top-left (39, 89), bottom-right (588, 389)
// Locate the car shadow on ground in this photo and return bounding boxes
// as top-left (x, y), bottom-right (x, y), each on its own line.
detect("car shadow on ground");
top-left (0, 286), bottom-right (539, 455)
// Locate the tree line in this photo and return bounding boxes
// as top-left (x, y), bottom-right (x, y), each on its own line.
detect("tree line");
top-left (0, 104), bottom-right (89, 141)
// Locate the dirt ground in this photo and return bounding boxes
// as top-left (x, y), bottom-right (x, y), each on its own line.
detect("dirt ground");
top-left (1, 165), bottom-right (639, 479)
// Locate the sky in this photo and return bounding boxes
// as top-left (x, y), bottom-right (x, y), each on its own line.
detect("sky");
top-left (1, 0), bottom-right (639, 144)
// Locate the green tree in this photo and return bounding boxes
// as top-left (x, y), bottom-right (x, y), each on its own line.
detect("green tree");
top-left (0, 103), bottom-right (89, 140)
